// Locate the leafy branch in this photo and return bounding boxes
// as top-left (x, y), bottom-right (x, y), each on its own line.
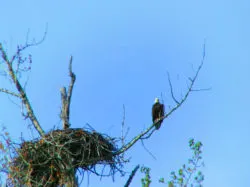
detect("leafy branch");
top-left (160, 139), bottom-right (204, 187)
top-left (137, 139), bottom-right (204, 187)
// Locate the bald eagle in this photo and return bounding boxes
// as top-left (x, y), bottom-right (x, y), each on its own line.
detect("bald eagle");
top-left (152, 98), bottom-right (165, 130)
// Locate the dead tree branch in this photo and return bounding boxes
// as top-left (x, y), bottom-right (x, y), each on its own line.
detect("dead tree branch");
top-left (121, 104), bottom-right (126, 148)
top-left (167, 72), bottom-right (179, 104)
top-left (60, 56), bottom-right (76, 129)
top-left (115, 43), bottom-right (206, 156)
top-left (0, 43), bottom-right (45, 137)
top-left (124, 165), bottom-right (140, 187)
top-left (0, 88), bottom-right (21, 98)
top-left (10, 25), bottom-right (47, 64)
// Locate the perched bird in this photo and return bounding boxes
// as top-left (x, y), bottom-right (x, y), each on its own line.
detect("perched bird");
top-left (152, 98), bottom-right (165, 130)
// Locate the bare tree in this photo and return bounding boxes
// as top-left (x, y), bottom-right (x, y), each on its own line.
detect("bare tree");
top-left (0, 34), bottom-right (206, 186)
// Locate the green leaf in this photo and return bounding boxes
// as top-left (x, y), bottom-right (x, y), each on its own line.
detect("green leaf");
top-left (168, 181), bottom-right (174, 187)
top-left (178, 169), bottom-right (183, 176)
top-left (159, 177), bottom-right (165, 183)
top-left (195, 142), bottom-right (202, 149)
top-left (189, 138), bottom-right (194, 147)
top-left (178, 177), bottom-right (183, 184)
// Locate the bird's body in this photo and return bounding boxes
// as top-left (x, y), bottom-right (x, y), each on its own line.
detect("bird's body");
top-left (152, 98), bottom-right (165, 130)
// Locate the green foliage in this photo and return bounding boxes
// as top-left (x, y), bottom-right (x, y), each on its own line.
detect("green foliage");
top-left (159, 177), bottom-right (165, 183)
top-left (141, 139), bottom-right (204, 187)
top-left (164, 138), bottom-right (204, 187)
top-left (141, 166), bottom-right (151, 187)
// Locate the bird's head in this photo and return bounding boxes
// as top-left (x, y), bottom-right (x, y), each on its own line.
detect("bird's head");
top-left (154, 97), bottom-right (160, 103)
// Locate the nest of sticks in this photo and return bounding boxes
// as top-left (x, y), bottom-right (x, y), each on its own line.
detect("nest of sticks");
top-left (9, 128), bottom-right (123, 186)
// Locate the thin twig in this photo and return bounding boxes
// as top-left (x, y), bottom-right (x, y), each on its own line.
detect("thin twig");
top-left (191, 87), bottom-right (211, 92)
top-left (0, 88), bottom-right (21, 98)
top-left (10, 24), bottom-right (48, 64)
top-left (121, 104), bottom-right (126, 147)
top-left (167, 72), bottom-right (179, 104)
top-left (141, 140), bottom-right (156, 160)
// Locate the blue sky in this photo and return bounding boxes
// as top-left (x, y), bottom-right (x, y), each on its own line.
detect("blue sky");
top-left (0, 1), bottom-right (250, 186)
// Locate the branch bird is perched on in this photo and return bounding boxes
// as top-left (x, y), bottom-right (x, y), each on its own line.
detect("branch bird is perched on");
top-left (152, 98), bottom-right (165, 130)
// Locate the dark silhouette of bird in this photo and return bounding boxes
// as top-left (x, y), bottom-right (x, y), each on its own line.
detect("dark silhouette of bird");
top-left (152, 98), bottom-right (165, 130)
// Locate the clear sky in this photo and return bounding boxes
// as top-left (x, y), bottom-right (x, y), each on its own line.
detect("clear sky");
top-left (0, 1), bottom-right (250, 186)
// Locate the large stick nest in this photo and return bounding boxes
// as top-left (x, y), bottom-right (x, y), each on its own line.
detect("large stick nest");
top-left (9, 128), bottom-right (123, 186)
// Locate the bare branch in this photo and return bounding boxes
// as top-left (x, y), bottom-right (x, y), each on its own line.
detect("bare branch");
top-left (140, 128), bottom-right (155, 140)
top-left (191, 87), bottom-right (211, 92)
top-left (0, 88), bottom-right (21, 98)
top-left (121, 104), bottom-right (126, 147)
top-left (124, 165), bottom-right (140, 187)
top-left (60, 87), bottom-right (68, 128)
top-left (114, 121), bottom-right (156, 155)
top-left (115, 43), bottom-right (206, 156)
top-left (66, 56), bottom-right (76, 119)
top-left (161, 42), bottom-right (206, 120)
top-left (0, 43), bottom-right (45, 137)
top-left (10, 24), bottom-right (47, 64)
top-left (167, 72), bottom-right (180, 104)
top-left (141, 140), bottom-right (156, 160)
top-left (61, 56), bottom-right (76, 129)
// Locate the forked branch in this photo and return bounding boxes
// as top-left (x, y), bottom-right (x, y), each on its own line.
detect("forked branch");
top-left (115, 43), bottom-right (206, 155)
top-left (0, 43), bottom-right (45, 137)
top-left (60, 56), bottom-right (76, 129)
